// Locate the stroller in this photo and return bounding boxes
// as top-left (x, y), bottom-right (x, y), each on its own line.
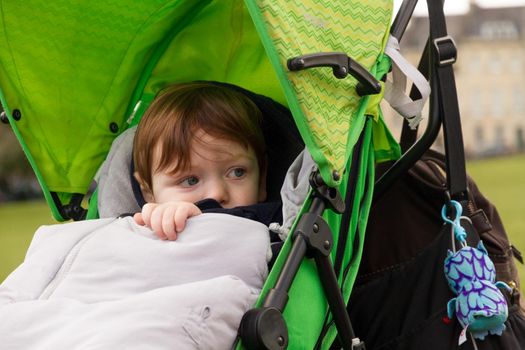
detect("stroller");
top-left (1, 0), bottom-right (521, 349)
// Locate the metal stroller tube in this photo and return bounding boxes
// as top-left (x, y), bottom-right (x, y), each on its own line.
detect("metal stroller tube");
top-left (391, 0), bottom-right (419, 41)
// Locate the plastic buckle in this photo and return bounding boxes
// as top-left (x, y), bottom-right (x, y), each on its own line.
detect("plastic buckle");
top-left (351, 338), bottom-right (366, 350)
top-left (433, 35), bottom-right (457, 67)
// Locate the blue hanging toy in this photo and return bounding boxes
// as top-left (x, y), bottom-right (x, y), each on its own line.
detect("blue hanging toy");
top-left (442, 200), bottom-right (511, 340)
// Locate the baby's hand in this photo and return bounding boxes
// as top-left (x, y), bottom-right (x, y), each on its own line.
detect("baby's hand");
top-left (133, 202), bottom-right (202, 240)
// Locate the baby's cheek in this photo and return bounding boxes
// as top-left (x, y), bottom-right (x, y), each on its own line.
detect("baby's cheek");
top-left (236, 187), bottom-right (260, 206)
top-left (159, 189), bottom-right (203, 205)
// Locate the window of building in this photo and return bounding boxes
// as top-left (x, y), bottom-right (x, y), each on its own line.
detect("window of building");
top-left (512, 90), bottom-right (525, 115)
top-left (491, 90), bottom-right (504, 118)
top-left (470, 55), bottom-right (482, 73)
top-left (475, 126), bottom-right (484, 145)
top-left (489, 55), bottom-right (502, 74)
top-left (494, 126), bottom-right (505, 148)
top-left (470, 88), bottom-right (483, 118)
top-left (510, 56), bottom-right (523, 74)
top-left (480, 21), bottom-right (519, 40)
top-left (517, 128), bottom-right (525, 151)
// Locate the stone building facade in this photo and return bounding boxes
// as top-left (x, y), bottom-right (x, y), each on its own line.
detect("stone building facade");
top-left (382, 5), bottom-right (525, 157)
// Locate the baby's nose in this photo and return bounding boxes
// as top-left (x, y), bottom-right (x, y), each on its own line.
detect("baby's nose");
top-left (206, 181), bottom-right (229, 205)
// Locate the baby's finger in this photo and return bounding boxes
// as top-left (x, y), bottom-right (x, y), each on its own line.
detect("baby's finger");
top-left (174, 205), bottom-right (190, 233)
top-left (140, 203), bottom-right (156, 227)
top-left (189, 205), bottom-right (202, 217)
top-left (133, 212), bottom-right (145, 226)
top-left (161, 205), bottom-right (177, 240)
top-left (154, 230), bottom-right (168, 241)
top-left (149, 205), bottom-right (167, 238)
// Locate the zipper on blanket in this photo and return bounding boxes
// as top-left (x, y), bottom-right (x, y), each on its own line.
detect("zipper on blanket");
top-left (38, 234), bottom-right (93, 300)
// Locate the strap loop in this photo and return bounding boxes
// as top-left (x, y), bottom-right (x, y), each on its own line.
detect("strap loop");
top-left (384, 35), bottom-right (431, 129)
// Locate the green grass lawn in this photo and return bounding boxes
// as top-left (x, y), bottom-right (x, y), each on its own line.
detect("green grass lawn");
top-left (1, 156), bottom-right (524, 289)
top-left (0, 201), bottom-right (57, 281)
top-left (467, 154), bottom-right (525, 291)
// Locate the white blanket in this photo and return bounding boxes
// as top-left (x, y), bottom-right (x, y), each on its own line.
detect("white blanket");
top-left (0, 214), bottom-right (270, 349)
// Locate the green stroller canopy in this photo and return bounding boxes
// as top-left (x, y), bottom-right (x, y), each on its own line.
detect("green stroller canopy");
top-left (0, 0), bottom-right (395, 221)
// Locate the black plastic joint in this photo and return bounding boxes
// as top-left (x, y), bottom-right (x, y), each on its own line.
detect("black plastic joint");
top-left (433, 35), bottom-right (457, 67)
top-left (63, 204), bottom-right (87, 221)
top-left (309, 171), bottom-right (345, 214)
top-left (238, 307), bottom-right (288, 350)
top-left (293, 213), bottom-right (333, 258)
top-left (51, 192), bottom-right (87, 221)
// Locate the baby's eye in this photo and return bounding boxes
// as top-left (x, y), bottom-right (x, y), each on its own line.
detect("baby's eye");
top-left (180, 176), bottom-right (199, 187)
top-left (228, 167), bottom-right (246, 179)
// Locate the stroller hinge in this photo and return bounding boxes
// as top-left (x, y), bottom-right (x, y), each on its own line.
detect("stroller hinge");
top-left (238, 170), bottom-right (364, 350)
top-left (293, 212), bottom-right (332, 258)
top-left (309, 170), bottom-right (345, 214)
top-left (51, 192), bottom-right (87, 221)
top-left (238, 307), bottom-right (289, 350)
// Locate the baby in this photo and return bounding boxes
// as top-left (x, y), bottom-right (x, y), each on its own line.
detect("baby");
top-left (132, 82), bottom-right (272, 240)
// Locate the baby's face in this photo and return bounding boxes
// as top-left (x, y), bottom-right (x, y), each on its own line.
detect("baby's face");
top-left (143, 131), bottom-right (266, 208)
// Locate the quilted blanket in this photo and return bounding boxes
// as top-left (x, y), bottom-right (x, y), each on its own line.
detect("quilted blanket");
top-left (0, 214), bottom-right (269, 349)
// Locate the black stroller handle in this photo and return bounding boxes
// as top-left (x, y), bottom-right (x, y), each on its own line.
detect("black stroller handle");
top-left (390, 0), bottom-right (418, 40)
top-left (374, 0), bottom-right (466, 203)
top-left (374, 72), bottom-right (441, 202)
top-left (373, 0), bottom-right (436, 202)
top-left (287, 52), bottom-right (381, 96)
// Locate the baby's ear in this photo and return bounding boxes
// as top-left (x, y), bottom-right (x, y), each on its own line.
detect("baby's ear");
top-left (134, 172), bottom-right (154, 203)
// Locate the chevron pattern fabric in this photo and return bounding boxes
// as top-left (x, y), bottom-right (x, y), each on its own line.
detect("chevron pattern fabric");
top-left (253, 0), bottom-right (392, 179)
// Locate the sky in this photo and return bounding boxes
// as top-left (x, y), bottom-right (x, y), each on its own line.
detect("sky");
top-left (394, 0), bottom-right (525, 16)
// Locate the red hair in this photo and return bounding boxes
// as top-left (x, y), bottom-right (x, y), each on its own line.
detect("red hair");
top-left (133, 82), bottom-right (265, 192)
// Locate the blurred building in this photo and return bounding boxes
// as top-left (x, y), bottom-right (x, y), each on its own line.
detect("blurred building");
top-left (383, 4), bottom-right (525, 158)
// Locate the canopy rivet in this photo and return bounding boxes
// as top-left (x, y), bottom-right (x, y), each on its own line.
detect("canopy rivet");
top-left (12, 109), bottom-right (21, 121)
top-left (109, 122), bottom-right (119, 133)
top-left (332, 170), bottom-right (340, 182)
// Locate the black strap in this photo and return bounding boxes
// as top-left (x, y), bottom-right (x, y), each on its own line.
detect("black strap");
top-left (427, 0), bottom-right (468, 202)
